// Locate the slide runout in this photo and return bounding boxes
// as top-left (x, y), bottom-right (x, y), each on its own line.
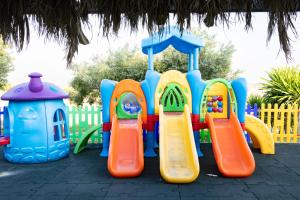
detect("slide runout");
top-left (159, 105), bottom-right (200, 183)
top-left (206, 111), bottom-right (255, 177)
top-left (108, 115), bottom-right (144, 177)
top-left (245, 115), bottom-right (275, 154)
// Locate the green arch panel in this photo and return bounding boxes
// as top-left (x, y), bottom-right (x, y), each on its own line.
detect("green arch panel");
top-left (160, 83), bottom-right (187, 112)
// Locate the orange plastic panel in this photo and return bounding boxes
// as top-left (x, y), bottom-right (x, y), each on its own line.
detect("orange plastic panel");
top-left (206, 111), bottom-right (255, 177)
top-left (108, 115), bottom-right (144, 177)
top-left (110, 79), bottom-right (147, 123)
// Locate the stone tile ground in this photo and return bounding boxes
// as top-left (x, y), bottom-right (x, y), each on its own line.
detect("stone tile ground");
top-left (0, 144), bottom-right (299, 200)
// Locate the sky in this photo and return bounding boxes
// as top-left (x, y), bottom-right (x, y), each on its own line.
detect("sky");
top-left (6, 13), bottom-right (300, 95)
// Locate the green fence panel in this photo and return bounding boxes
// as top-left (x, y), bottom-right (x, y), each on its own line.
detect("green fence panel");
top-left (68, 105), bottom-right (103, 144)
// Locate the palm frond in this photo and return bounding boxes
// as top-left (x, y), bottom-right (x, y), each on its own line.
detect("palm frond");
top-left (0, 0), bottom-right (299, 65)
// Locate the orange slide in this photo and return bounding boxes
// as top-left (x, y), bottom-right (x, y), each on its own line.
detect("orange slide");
top-left (206, 111), bottom-right (255, 177)
top-left (107, 115), bottom-right (144, 177)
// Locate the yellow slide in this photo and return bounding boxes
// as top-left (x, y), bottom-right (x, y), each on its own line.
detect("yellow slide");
top-left (245, 115), bottom-right (275, 154)
top-left (159, 105), bottom-right (200, 183)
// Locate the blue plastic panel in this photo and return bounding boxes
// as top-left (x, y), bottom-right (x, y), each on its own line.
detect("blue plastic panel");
top-left (186, 70), bottom-right (206, 114)
top-left (142, 27), bottom-right (204, 55)
top-left (100, 79), bottom-right (116, 123)
top-left (4, 101), bottom-right (46, 163)
top-left (141, 70), bottom-right (160, 115)
top-left (231, 78), bottom-right (247, 123)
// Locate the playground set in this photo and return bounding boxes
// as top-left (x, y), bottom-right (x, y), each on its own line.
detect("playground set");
top-left (73, 27), bottom-right (275, 183)
top-left (0, 27), bottom-right (275, 183)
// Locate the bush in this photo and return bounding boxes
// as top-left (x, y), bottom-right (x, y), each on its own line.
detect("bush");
top-left (247, 94), bottom-right (264, 108)
top-left (260, 66), bottom-right (300, 105)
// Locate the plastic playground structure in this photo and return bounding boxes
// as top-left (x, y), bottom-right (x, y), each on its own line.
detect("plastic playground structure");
top-left (73, 27), bottom-right (275, 183)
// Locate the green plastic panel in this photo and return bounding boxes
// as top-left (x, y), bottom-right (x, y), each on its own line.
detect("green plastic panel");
top-left (160, 83), bottom-right (187, 112)
top-left (73, 125), bottom-right (102, 154)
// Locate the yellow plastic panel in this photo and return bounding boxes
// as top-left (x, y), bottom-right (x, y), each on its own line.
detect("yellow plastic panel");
top-left (245, 115), bottom-right (275, 154)
top-left (206, 82), bottom-right (228, 119)
top-left (159, 105), bottom-right (200, 183)
top-left (155, 70), bottom-right (192, 114)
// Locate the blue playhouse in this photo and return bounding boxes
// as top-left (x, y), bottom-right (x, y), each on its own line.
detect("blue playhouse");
top-left (1, 72), bottom-right (70, 163)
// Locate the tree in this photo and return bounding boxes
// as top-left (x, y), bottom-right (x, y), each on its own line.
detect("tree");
top-left (260, 66), bottom-right (300, 105)
top-left (70, 46), bottom-right (148, 105)
top-left (0, 40), bottom-right (13, 90)
top-left (70, 30), bottom-right (238, 105)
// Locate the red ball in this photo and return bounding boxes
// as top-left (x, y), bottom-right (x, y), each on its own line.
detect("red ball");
top-left (212, 107), bottom-right (218, 112)
top-left (217, 96), bottom-right (223, 101)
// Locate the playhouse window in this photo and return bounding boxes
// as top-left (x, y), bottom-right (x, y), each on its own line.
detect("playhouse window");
top-left (53, 109), bottom-right (68, 141)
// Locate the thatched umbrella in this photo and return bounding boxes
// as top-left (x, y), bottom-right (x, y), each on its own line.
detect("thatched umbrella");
top-left (0, 0), bottom-right (299, 65)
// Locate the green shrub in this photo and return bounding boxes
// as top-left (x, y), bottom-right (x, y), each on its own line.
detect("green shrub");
top-left (260, 66), bottom-right (300, 105)
top-left (247, 94), bottom-right (264, 108)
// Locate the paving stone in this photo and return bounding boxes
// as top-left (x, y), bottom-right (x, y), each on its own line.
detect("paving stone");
top-left (35, 183), bottom-right (76, 196)
top-left (70, 183), bottom-right (110, 196)
top-left (0, 144), bottom-right (299, 200)
top-left (105, 197), bottom-right (180, 200)
top-left (240, 166), bottom-right (278, 185)
top-left (247, 184), bottom-right (296, 200)
top-left (282, 184), bottom-right (300, 199)
top-left (66, 194), bottom-right (106, 200)
top-left (106, 183), bottom-right (179, 198)
top-left (253, 154), bottom-right (285, 167)
top-left (263, 166), bottom-right (300, 186)
top-left (29, 195), bottom-right (67, 200)
top-left (290, 167), bottom-right (300, 176)
top-left (205, 184), bottom-right (255, 198)
top-left (275, 144), bottom-right (300, 155)
top-left (0, 194), bottom-right (32, 200)
top-left (275, 155), bottom-right (300, 167)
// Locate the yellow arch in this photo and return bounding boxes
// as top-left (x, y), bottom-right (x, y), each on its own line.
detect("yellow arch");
top-left (154, 70), bottom-right (192, 114)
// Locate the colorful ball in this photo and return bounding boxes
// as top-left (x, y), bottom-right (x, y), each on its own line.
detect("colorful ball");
top-left (218, 102), bottom-right (223, 107)
top-left (207, 107), bottom-right (213, 112)
top-left (212, 107), bottom-right (218, 112)
top-left (207, 96), bottom-right (213, 102)
top-left (217, 96), bottom-right (223, 101)
top-left (218, 108), bottom-right (223, 113)
top-left (212, 96), bottom-right (218, 101)
top-left (212, 102), bottom-right (218, 107)
top-left (207, 102), bottom-right (213, 106)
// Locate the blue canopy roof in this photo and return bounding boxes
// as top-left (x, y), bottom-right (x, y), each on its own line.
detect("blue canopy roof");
top-left (141, 27), bottom-right (204, 55)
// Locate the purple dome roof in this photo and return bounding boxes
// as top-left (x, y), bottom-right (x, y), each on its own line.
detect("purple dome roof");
top-left (1, 72), bottom-right (69, 101)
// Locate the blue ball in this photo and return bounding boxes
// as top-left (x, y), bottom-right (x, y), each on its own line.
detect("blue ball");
top-left (207, 107), bottom-right (213, 112)
top-left (218, 102), bottom-right (223, 107)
